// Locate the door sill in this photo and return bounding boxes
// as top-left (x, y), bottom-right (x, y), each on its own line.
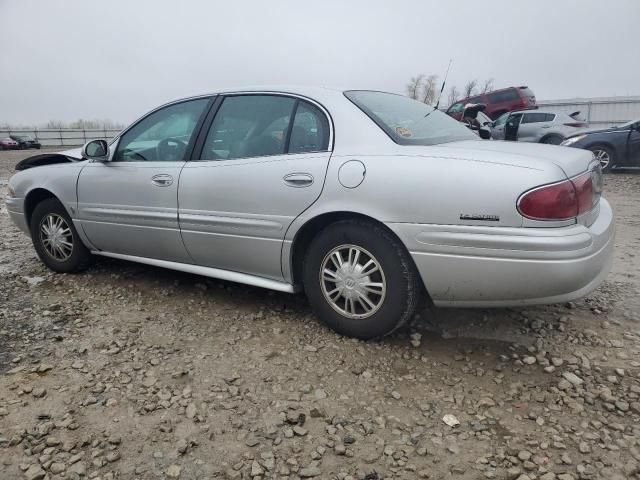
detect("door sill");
top-left (92, 251), bottom-right (297, 293)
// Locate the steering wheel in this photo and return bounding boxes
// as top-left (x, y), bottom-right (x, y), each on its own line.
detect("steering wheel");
top-left (157, 137), bottom-right (188, 161)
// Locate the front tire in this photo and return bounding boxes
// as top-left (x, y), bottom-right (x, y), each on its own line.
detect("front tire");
top-left (30, 198), bottom-right (93, 273)
top-left (589, 144), bottom-right (615, 172)
top-left (303, 219), bottom-right (421, 340)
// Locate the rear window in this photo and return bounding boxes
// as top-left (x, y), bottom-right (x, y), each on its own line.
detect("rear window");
top-left (488, 89), bottom-right (519, 103)
top-left (345, 90), bottom-right (476, 146)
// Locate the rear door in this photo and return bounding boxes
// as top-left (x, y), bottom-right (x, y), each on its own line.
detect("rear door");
top-left (519, 112), bottom-right (555, 142)
top-left (77, 97), bottom-right (211, 263)
top-left (626, 121), bottom-right (640, 166)
top-left (178, 94), bottom-right (332, 280)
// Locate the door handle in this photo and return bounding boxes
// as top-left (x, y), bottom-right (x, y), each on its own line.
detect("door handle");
top-left (151, 174), bottom-right (173, 187)
top-left (283, 173), bottom-right (313, 187)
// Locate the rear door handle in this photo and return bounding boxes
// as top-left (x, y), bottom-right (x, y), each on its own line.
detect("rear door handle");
top-left (283, 173), bottom-right (313, 187)
top-left (151, 174), bottom-right (173, 187)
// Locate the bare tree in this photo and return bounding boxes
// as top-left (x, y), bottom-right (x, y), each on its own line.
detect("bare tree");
top-left (421, 74), bottom-right (439, 105)
top-left (481, 78), bottom-right (494, 94)
top-left (45, 120), bottom-right (66, 129)
top-left (447, 85), bottom-right (460, 107)
top-left (405, 74), bottom-right (425, 100)
top-left (463, 79), bottom-right (478, 98)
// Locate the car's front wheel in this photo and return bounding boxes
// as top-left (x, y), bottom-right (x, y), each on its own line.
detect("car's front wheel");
top-left (303, 219), bottom-right (421, 340)
top-left (30, 198), bottom-right (94, 273)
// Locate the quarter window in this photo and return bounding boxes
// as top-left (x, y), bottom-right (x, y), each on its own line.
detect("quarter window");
top-left (289, 102), bottom-right (330, 153)
top-left (113, 98), bottom-right (209, 162)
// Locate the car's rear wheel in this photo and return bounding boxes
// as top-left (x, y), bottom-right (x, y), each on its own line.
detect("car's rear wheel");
top-left (589, 145), bottom-right (615, 172)
top-left (303, 219), bottom-right (421, 340)
top-left (540, 134), bottom-right (564, 145)
top-left (30, 198), bottom-right (94, 273)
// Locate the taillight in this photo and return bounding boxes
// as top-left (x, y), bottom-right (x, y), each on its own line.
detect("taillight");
top-left (518, 168), bottom-right (601, 221)
top-left (518, 180), bottom-right (578, 220)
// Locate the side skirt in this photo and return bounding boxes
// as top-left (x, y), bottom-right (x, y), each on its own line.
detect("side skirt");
top-left (92, 251), bottom-right (297, 293)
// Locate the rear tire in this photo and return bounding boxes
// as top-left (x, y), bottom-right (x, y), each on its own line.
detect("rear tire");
top-left (303, 219), bottom-right (421, 340)
top-left (540, 134), bottom-right (564, 145)
top-left (30, 198), bottom-right (94, 273)
top-left (589, 144), bottom-right (615, 173)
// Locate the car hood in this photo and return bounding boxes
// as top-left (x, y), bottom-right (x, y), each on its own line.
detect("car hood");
top-left (14, 147), bottom-right (84, 171)
top-left (406, 140), bottom-right (594, 178)
top-left (572, 126), bottom-right (629, 136)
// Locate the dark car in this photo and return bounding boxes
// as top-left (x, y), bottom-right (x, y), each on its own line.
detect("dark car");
top-left (10, 134), bottom-right (41, 150)
top-left (446, 86), bottom-right (536, 121)
top-left (561, 118), bottom-right (640, 172)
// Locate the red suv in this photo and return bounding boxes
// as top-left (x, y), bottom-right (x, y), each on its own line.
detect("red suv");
top-left (446, 86), bottom-right (536, 121)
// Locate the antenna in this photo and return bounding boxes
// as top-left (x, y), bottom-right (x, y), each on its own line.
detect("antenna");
top-left (434, 58), bottom-right (452, 111)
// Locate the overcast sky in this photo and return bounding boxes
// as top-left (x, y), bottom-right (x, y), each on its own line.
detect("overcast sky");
top-left (1, 0), bottom-right (638, 125)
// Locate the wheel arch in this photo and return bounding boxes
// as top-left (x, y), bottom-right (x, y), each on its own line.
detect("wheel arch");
top-left (287, 211), bottom-right (427, 296)
top-left (24, 188), bottom-right (59, 228)
top-left (539, 133), bottom-right (564, 144)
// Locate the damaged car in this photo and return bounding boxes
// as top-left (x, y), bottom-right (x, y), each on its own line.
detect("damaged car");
top-left (6, 87), bottom-right (614, 339)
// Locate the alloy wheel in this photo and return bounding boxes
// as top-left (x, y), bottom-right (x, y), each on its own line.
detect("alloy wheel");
top-left (39, 213), bottom-right (74, 261)
top-left (319, 244), bottom-right (386, 319)
top-left (592, 149), bottom-right (611, 170)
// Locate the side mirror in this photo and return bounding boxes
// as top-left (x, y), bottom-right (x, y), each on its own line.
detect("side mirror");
top-left (478, 127), bottom-right (492, 140)
top-left (81, 139), bottom-right (109, 161)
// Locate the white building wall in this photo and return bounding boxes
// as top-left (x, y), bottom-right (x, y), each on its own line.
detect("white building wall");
top-left (538, 96), bottom-right (640, 128)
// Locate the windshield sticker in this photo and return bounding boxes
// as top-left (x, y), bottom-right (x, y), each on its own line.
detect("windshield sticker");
top-left (395, 127), bottom-right (412, 138)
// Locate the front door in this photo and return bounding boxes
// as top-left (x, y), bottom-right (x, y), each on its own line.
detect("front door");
top-left (76, 97), bottom-right (211, 263)
top-left (179, 94), bottom-right (332, 280)
top-left (626, 121), bottom-right (640, 166)
top-left (504, 113), bottom-right (523, 141)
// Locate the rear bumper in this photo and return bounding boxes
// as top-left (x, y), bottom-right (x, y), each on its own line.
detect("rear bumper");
top-left (387, 198), bottom-right (615, 307)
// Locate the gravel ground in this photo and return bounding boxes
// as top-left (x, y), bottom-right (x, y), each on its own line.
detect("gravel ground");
top-left (1, 147), bottom-right (639, 480)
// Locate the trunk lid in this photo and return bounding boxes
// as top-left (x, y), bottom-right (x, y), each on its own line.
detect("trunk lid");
top-left (435, 140), bottom-right (593, 178)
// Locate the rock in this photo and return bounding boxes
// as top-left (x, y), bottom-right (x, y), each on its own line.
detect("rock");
top-left (49, 462), bottom-right (66, 474)
top-left (177, 438), bottom-right (189, 454)
top-left (518, 450), bottom-right (532, 461)
top-left (314, 389), bottom-right (327, 400)
top-left (106, 451), bottom-right (121, 462)
top-left (522, 356), bottom-right (536, 365)
top-left (32, 387), bottom-right (46, 398)
top-left (293, 426), bottom-right (308, 436)
top-left (185, 403), bottom-right (197, 419)
top-left (410, 332), bottom-right (422, 347)
top-left (299, 466), bottom-right (322, 477)
top-left (539, 473), bottom-right (556, 480)
top-left (24, 465), bottom-right (46, 480)
top-left (391, 391), bottom-right (401, 400)
top-left (561, 372), bottom-right (583, 386)
top-left (442, 414), bottom-right (460, 427)
top-left (166, 464), bottom-right (182, 478)
top-left (68, 461), bottom-right (86, 476)
top-left (251, 460), bottom-right (264, 477)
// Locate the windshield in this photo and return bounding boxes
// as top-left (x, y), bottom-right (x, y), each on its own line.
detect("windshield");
top-left (345, 90), bottom-right (476, 145)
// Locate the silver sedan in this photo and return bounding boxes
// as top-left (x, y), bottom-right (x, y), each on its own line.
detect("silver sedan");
top-left (6, 87), bottom-right (614, 339)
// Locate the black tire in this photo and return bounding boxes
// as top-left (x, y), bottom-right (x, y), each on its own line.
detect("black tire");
top-left (540, 134), bottom-right (564, 145)
top-left (588, 144), bottom-right (615, 173)
top-left (303, 219), bottom-right (422, 340)
top-left (30, 197), bottom-right (94, 273)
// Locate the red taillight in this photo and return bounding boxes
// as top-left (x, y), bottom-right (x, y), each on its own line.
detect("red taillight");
top-left (518, 171), bottom-right (598, 221)
top-left (572, 172), bottom-right (594, 214)
top-left (518, 180), bottom-right (578, 220)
